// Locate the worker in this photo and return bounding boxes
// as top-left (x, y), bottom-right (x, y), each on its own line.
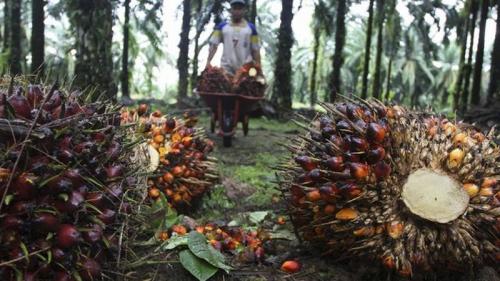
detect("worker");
top-left (205, 0), bottom-right (261, 76)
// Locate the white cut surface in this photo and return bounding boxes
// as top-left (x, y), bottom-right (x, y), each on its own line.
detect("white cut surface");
top-left (147, 144), bottom-right (160, 172)
top-left (402, 169), bottom-right (469, 223)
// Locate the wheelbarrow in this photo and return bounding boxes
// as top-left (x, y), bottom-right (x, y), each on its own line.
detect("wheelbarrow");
top-left (196, 90), bottom-right (264, 147)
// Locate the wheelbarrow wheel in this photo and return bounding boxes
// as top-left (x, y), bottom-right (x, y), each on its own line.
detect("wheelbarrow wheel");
top-left (242, 115), bottom-right (249, 136)
top-left (223, 136), bottom-right (232, 147)
top-left (210, 113), bottom-right (216, 133)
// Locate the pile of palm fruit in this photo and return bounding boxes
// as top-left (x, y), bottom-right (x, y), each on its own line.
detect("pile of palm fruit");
top-left (121, 105), bottom-right (217, 213)
top-left (197, 63), bottom-right (266, 97)
top-left (0, 77), bottom-right (139, 281)
top-left (233, 63), bottom-right (266, 97)
top-left (279, 98), bottom-right (499, 277)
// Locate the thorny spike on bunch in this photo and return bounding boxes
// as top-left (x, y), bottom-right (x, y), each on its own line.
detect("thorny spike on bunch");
top-left (0, 77), bottom-right (140, 281)
top-left (278, 99), bottom-right (499, 277)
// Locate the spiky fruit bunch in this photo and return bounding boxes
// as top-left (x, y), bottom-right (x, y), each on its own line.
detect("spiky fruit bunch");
top-left (279, 100), bottom-right (499, 276)
top-left (233, 63), bottom-right (266, 97)
top-left (197, 66), bottom-right (233, 93)
top-left (0, 78), bottom-right (135, 281)
top-left (121, 105), bottom-right (217, 212)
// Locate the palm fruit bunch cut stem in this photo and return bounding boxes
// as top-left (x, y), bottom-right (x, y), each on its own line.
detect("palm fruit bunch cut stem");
top-left (0, 76), bottom-right (139, 281)
top-left (232, 63), bottom-right (266, 97)
top-left (196, 66), bottom-right (233, 93)
top-left (158, 223), bottom-right (269, 264)
top-left (278, 98), bottom-right (499, 277)
top-left (121, 105), bottom-right (217, 213)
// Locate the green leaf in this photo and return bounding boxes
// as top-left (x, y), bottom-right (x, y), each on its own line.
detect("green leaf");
top-left (4, 194), bottom-right (14, 205)
top-left (179, 250), bottom-right (218, 281)
top-left (161, 235), bottom-right (188, 251)
top-left (19, 242), bottom-right (30, 263)
top-left (187, 232), bottom-right (232, 273)
top-left (248, 211), bottom-right (268, 225)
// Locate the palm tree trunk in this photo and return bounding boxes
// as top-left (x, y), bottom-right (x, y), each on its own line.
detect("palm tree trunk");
top-left (461, 0), bottom-right (479, 112)
top-left (384, 57), bottom-right (392, 100)
top-left (361, 0), bottom-right (375, 99)
top-left (31, 0), bottom-right (45, 76)
top-left (9, 0), bottom-right (22, 75)
top-left (453, 1), bottom-right (470, 111)
top-left (470, 0), bottom-right (489, 106)
top-left (190, 0), bottom-right (203, 91)
top-left (310, 28), bottom-right (320, 107)
top-left (178, 0), bottom-right (192, 101)
top-left (3, 0), bottom-right (10, 53)
top-left (371, 0), bottom-right (385, 99)
top-left (250, 0), bottom-right (258, 24)
top-left (330, 0), bottom-right (347, 102)
top-left (487, 0), bottom-right (500, 103)
top-left (121, 0), bottom-right (131, 100)
top-left (272, 0), bottom-right (294, 111)
top-left (68, 0), bottom-right (115, 101)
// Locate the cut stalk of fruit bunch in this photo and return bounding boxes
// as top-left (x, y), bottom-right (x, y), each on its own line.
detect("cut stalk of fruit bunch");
top-left (0, 77), bottom-right (139, 281)
top-left (279, 98), bottom-right (499, 276)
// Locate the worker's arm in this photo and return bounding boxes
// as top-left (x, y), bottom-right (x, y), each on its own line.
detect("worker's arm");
top-left (252, 49), bottom-right (261, 66)
top-left (206, 44), bottom-right (218, 69)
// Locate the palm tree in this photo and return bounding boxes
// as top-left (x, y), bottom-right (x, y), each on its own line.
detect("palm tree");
top-left (470, 0), bottom-right (489, 106)
top-left (121, 0), bottom-right (131, 101)
top-left (361, 0), bottom-right (375, 99)
top-left (9, 0), bottom-right (22, 75)
top-left (178, 0), bottom-right (192, 102)
top-left (384, 0), bottom-right (401, 101)
top-left (31, 0), bottom-right (45, 76)
top-left (67, 0), bottom-right (115, 100)
top-left (487, 0), bottom-right (500, 103)
top-left (272, 0), bottom-right (294, 111)
top-left (371, 0), bottom-right (385, 99)
top-left (330, 0), bottom-right (348, 102)
top-left (453, 0), bottom-right (471, 110)
top-left (461, 0), bottom-right (479, 111)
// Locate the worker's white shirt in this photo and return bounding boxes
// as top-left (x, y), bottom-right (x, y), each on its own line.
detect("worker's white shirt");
top-left (209, 19), bottom-right (261, 75)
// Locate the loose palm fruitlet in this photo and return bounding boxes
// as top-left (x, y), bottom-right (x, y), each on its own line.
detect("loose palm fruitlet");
top-left (121, 106), bottom-right (217, 212)
top-left (197, 66), bottom-right (233, 93)
top-left (278, 99), bottom-right (499, 277)
top-left (233, 63), bottom-right (266, 97)
top-left (0, 77), bottom-right (136, 281)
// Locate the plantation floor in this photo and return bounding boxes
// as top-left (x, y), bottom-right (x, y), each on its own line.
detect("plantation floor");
top-left (131, 115), bottom-right (499, 281)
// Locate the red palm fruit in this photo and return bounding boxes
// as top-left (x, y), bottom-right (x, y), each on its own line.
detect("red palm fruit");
top-left (55, 191), bottom-right (84, 213)
top-left (54, 271), bottom-right (74, 281)
top-left (1, 215), bottom-right (23, 230)
top-left (64, 169), bottom-right (84, 187)
top-left (354, 119), bottom-right (368, 131)
top-left (349, 163), bottom-right (370, 181)
top-left (294, 156), bottom-right (317, 171)
top-left (367, 146), bottom-right (386, 164)
top-left (57, 224), bottom-right (81, 249)
top-left (336, 120), bottom-right (351, 131)
top-left (33, 212), bottom-right (60, 233)
top-left (346, 104), bottom-right (363, 120)
top-left (65, 101), bottom-right (83, 116)
top-left (349, 136), bottom-right (369, 152)
top-left (321, 126), bottom-right (336, 138)
top-left (164, 118), bottom-right (176, 132)
top-left (8, 88), bottom-right (31, 119)
top-left (105, 165), bottom-right (124, 179)
top-left (325, 156), bottom-right (344, 172)
top-left (281, 260), bottom-right (301, 273)
top-left (254, 246), bottom-right (265, 261)
top-left (83, 224), bottom-right (103, 243)
top-left (85, 192), bottom-right (105, 208)
top-left (0, 93), bottom-right (7, 118)
top-left (319, 184), bottom-right (339, 202)
top-left (42, 90), bottom-right (62, 111)
top-left (373, 161), bottom-right (391, 180)
top-left (344, 152), bottom-right (361, 162)
top-left (319, 116), bottom-right (333, 129)
top-left (98, 209), bottom-right (116, 225)
top-left (306, 189), bottom-right (321, 202)
top-left (14, 173), bottom-right (37, 200)
top-left (79, 258), bottom-right (102, 281)
top-left (47, 176), bottom-right (73, 194)
top-left (27, 85), bottom-right (44, 108)
top-left (366, 122), bottom-right (386, 143)
top-left (107, 183), bottom-right (123, 199)
top-left (52, 248), bottom-right (67, 262)
top-left (8, 201), bottom-right (34, 215)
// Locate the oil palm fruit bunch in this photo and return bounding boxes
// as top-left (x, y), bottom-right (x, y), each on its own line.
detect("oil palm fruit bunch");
top-left (233, 63), bottom-right (266, 97)
top-left (0, 77), bottom-right (137, 281)
top-left (121, 105), bottom-right (217, 213)
top-left (278, 99), bottom-right (499, 277)
top-left (197, 66), bottom-right (232, 93)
